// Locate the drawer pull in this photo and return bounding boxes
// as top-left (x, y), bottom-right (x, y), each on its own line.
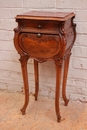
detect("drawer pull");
top-left (37, 33), bottom-right (42, 38)
top-left (38, 25), bottom-right (42, 28)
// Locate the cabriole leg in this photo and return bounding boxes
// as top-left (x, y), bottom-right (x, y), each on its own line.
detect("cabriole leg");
top-left (55, 61), bottom-right (62, 122)
top-left (34, 60), bottom-right (39, 101)
top-left (62, 55), bottom-right (70, 106)
top-left (19, 54), bottom-right (29, 115)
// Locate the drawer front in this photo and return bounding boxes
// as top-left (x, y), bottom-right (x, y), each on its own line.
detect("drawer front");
top-left (21, 20), bottom-right (60, 34)
top-left (19, 33), bottom-right (61, 59)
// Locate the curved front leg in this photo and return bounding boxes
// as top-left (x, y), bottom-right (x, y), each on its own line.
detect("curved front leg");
top-left (34, 60), bottom-right (39, 101)
top-left (62, 55), bottom-right (70, 106)
top-left (19, 54), bottom-right (29, 115)
top-left (55, 61), bottom-right (62, 122)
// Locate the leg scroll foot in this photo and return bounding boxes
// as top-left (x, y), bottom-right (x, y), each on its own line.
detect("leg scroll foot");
top-left (57, 115), bottom-right (61, 122)
top-left (64, 99), bottom-right (69, 106)
top-left (20, 108), bottom-right (26, 115)
top-left (34, 93), bottom-right (37, 101)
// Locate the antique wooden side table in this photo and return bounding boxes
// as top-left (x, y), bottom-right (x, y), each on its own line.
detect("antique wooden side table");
top-left (14, 11), bottom-right (76, 122)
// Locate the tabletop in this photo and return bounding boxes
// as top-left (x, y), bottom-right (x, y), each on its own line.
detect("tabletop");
top-left (15, 11), bottom-right (75, 21)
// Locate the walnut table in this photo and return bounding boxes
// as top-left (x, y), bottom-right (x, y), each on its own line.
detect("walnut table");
top-left (14, 11), bottom-right (76, 122)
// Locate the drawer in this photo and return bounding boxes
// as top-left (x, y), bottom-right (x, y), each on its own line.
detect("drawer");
top-left (21, 20), bottom-right (60, 34)
top-left (19, 33), bottom-right (61, 59)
